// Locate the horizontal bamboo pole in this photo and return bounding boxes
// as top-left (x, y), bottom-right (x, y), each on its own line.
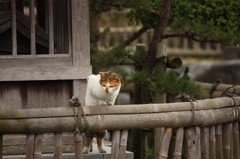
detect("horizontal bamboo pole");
top-left (197, 82), bottom-right (240, 91)
top-left (0, 106), bottom-right (239, 134)
top-left (0, 97), bottom-right (237, 119)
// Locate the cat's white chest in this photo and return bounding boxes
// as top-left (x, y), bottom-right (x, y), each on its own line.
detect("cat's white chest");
top-left (85, 74), bottom-right (121, 106)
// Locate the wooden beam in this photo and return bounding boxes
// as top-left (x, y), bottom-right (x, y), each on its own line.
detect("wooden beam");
top-left (0, 56), bottom-right (72, 67)
top-left (0, 65), bottom-right (91, 81)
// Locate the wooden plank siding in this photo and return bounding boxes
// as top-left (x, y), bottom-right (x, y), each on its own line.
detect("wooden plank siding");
top-left (0, 81), bottom-right (72, 109)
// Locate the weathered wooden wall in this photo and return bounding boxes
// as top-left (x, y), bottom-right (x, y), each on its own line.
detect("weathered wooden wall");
top-left (0, 81), bottom-right (72, 109)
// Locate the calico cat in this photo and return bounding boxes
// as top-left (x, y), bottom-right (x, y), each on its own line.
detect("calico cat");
top-left (83, 71), bottom-right (121, 154)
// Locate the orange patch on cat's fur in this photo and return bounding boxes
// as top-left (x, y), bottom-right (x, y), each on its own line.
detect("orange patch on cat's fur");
top-left (99, 71), bottom-right (121, 87)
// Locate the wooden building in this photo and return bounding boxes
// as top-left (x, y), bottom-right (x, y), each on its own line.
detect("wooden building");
top-left (0, 0), bottom-right (91, 110)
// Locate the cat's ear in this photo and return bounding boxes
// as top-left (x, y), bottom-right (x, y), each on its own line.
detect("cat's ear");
top-left (116, 74), bottom-right (121, 79)
top-left (99, 72), bottom-right (106, 77)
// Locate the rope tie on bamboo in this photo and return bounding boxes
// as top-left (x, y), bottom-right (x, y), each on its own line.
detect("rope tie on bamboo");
top-left (221, 87), bottom-right (240, 121)
top-left (69, 96), bottom-right (89, 134)
top-left (209, 74), bottom-right (225, 99)
top-left (176, 93), bottom-right (196, 127)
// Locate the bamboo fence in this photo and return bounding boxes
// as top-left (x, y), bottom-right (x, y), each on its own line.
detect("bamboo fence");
top-left (0, 96), bottom-right (240, 159)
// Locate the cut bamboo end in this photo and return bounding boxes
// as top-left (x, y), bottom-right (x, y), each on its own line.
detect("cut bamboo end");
top-left (165, 128), bottom-right (172, 132)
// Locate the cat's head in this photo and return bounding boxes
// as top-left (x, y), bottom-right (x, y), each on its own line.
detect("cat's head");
top-left (99, 71), bottom-right (121, 93)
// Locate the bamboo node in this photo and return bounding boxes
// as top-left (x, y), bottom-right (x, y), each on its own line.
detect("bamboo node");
top-left (173, 152), bottom-right (182, 156)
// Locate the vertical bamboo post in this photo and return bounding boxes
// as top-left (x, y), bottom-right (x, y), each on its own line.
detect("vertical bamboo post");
top-left (74, 133), bottom-right (83, 159)
top-left (216, 124), bottom-right (223, 159)
top-left (11, 0), bottom-right (17, 55)
top-left (54, 133), bottom-right (62, 159)
top-left (201, 127), bottom-right (209, 159)
top-left (154, 42), bottom-right (167, 159)
top-left (130, 44), bottom-right (147, 159)
top-left (209, 126), bottom-right (216, 159)
top-left (222, 123), bottom-right (232, 159)
top-left (230, 125), bottom-right (233, 159)
top-left (48, 0), bottom-right (54, 54)
top-left (185, 126), bottom-right (201, 159)
top-left (158, 128), bottom-right (172, 159)
top-left (140, 130), bottom-right (148, 159)
top-left (233, 122), bottom-right (239, 159)
top-left (26, 134), bottom-right (35, 159)
top-left (33, 134), bottom-right (43, 159)
top-left (119, 130), bottom-right (129, 159)
top-left (0, 135), bottom-right (2, 159)
top-left (111, 130), bottom-right (121, 159)
top-left (173, 127), bottom-right (184, 159)
top-left (30, 0), bottom-right (36, 55)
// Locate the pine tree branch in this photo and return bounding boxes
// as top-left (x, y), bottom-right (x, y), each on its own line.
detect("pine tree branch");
top-left (163, 32), bottom-right (235, 45)
top-left (121, 26), bottom-right (149, 47)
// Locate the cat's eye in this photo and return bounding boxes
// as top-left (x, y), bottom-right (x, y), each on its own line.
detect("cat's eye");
top-left (110, 86), bottom-right (113, 88)
top-left (103, 85), bottom-right (106, 87)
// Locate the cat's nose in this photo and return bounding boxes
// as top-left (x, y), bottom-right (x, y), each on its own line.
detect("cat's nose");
top-left (105, 88), bottom-right (109, 93)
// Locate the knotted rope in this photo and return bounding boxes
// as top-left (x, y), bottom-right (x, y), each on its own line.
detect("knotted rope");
top-left (176, 93), bottom-right (196, 127)
top-left (69, 96), bottom-right (89, 134)
top-left (221, 87), bottom-right (240, 121)
top-left (209, 74), bottom-right (225, 98)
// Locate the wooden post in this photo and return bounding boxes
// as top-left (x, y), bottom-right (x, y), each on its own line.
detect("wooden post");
top-left (119, 130), bottom-right (129, 159)
top-left (233, 122), bottom-right (239, 159)
top-left (48, 0), bottom-right (54, 54)
top-left (154, 42), bottom-right (167, 159)
top-left (209, 126), bottom-right (216, 159)
top-left (201, 127), bottom-right (209, 159)
top-left (11, 0), bottom-right (17, 56)
top-left (158, 128), bottom-right (172, 159)
top-left (216, 124), bottom-right (223, 159)
top-left (185, 127), bottom-right (201, 159)
top-left (30, 0), bottom-right (36, 55)
top-left (26, 134), bottom-right (35, 159)
top-left (173, 127), bottom-right (184, 159)
top-left (222, 123), bottom-right (232, 159)
top-left (54, 133), bottom-right (62, 159)
top-left (33, 134), bottom-right (43, 159)
top-left (71, 1), bottom-right (91, 158)
top-left (74, 133), bottom-right (83, 159)
top-left (111, 130), bottom-right (121, 159)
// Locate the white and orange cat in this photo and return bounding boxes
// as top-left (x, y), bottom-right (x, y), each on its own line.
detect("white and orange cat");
top-left (83, 71), bottom-right (121, 154)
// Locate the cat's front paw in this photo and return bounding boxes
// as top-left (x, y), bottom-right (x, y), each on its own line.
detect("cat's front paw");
top-left (107, 101), bottom-right (114, 105)
top-left (98, 100), bottom-right (108, 106)
top-left (98, 147), bottom-right (106, 153)
top-left (83, 147), bottom-right (89, 154)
